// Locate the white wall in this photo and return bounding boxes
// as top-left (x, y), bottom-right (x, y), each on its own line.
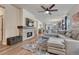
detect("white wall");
top-left (1, 5), bottom-right (43, 45)
top-left (2, 5), bottom-right (21, 45)
top-left (0, 7), bottom-right (4, 16)
top-left (68, 5), bottom-right (79, 17)
top-left (20, 8), bottom-right (43, 28)
top-left (21, 9), bottom-right (36, 26)
top-left (67, 5), bottom-right (79, 31)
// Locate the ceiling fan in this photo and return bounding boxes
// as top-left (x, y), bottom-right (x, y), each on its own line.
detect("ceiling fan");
top-left (39, 4), bottom-right (58, 15)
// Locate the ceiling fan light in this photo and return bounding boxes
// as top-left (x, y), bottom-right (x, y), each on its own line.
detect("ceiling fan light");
top-left (45, 11), bottom-right (49, 14)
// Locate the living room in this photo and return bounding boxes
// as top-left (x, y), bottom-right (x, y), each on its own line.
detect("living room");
top-left (0, 4), bottom-right (79, 55)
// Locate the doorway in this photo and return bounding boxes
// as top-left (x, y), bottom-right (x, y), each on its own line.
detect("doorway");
top-left (0, 16), bottom-right (3, 45)
top-left (0, 6), bottom-right (5, 45)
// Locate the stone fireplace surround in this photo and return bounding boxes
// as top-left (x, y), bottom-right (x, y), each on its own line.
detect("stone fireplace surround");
top-left (20, 26), bottom-right (35, 41)
top-left (17, 26), bottom-right (35, 41)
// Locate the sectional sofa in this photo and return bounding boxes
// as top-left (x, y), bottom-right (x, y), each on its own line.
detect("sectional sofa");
top-left (45, 30), bottom-right (79, 55)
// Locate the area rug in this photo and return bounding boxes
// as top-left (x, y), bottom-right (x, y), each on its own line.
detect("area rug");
top-left (21, 44), bottom-right (50, 55)
top-left (21, 44), bottom-right (36, 52)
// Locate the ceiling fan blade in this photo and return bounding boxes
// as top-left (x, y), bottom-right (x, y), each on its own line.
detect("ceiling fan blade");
top-left (49, 4), bottom-right (55, 9)
top-left (49, 9), bottom-right (58, 11)
top-left (41, 6), bottom-right (46, 10)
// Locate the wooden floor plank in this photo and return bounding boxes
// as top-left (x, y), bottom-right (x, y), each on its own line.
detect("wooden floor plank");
top-left (0, 36), bottom-right (36, 55)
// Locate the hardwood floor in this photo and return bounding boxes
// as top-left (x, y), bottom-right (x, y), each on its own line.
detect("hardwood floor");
top-left (0, 36), bottom-right (37, 55)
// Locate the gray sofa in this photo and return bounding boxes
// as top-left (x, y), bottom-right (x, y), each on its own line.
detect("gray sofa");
top-left (46, 30), bottom-right (79, 55)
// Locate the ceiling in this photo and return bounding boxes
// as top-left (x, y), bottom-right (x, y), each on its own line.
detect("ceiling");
top-left (14, 4), bottom-right (76, 23)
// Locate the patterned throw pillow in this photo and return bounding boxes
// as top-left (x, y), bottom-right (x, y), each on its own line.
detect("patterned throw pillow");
top-left (65, 32), bottom-right (72, 38)
top-left (71, 31), bottom-right (79, 40)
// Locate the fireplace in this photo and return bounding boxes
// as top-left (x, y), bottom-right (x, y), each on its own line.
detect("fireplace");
top-left (20, 27), bottom-right (35, 40)
top-left (27, 32), bottom-right (32, 37)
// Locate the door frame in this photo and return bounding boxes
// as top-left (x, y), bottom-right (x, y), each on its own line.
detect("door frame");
top-left (0, 5), bottom-right (5, 45)
top-left (0, 15), bottom-right (3, 44)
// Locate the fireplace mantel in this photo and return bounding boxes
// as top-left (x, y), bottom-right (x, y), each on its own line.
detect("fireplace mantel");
top-left (17, 26), bottom-right (34, 29)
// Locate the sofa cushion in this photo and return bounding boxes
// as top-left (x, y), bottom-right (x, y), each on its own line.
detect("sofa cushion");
top-left (47, 37), bottom-right (65, 49)
top-left (65, 39), bottom-right (79, 55)
top-left (48, 48), bottom-right (65, 55)
top-left (48, 46), bottom-right (65, 52)
top-left (71, 31), bottom-right (79, 40)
